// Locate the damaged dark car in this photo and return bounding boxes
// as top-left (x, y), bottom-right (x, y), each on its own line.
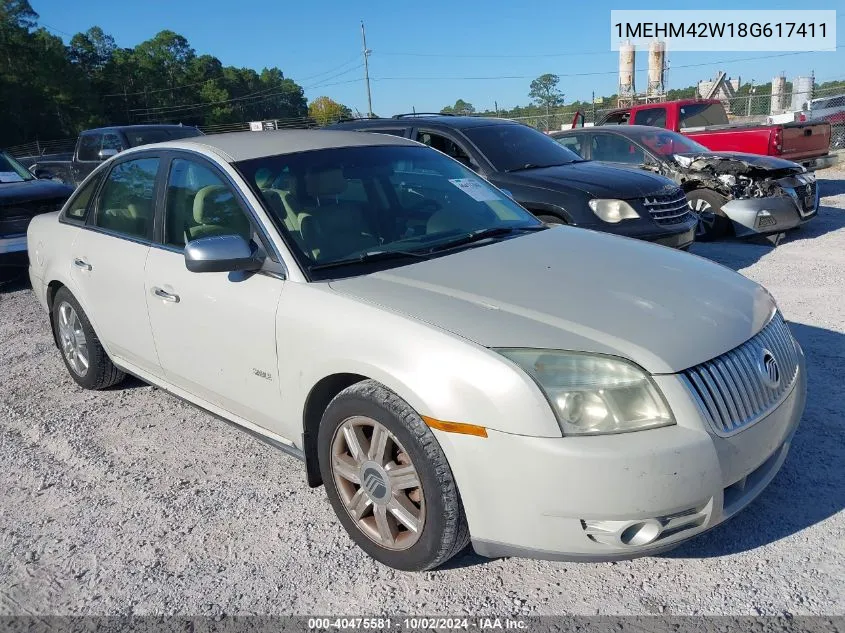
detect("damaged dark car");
top-left (552, 125), bottom-right (818, 241)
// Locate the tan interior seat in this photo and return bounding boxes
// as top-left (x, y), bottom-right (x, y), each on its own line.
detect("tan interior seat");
top-left (188, 184), bottom-right (251, 241)
top-left (299, 168), bottom-right (378, 260)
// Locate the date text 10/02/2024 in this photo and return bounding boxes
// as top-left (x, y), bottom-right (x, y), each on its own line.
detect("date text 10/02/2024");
top-left (307, 618), bottom-right (528, 630)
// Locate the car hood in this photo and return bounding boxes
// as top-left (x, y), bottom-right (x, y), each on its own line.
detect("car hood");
top-left (0, 178), bottom-right (73, 206)
top-left (328, 228), bottom-right (775, 374)
top-left (498, 160), bottom-right (675, 199)
top-left (672, 152), bottom-right (804, 175)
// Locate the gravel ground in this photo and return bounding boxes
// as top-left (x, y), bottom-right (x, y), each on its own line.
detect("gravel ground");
top-left (1, 169), bottom-right (844, 617)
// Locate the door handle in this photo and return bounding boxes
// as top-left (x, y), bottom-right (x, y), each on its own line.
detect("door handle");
top-left (152, 287), bottom-right (180, 303)
top-left (73, 258), bottom-right (92, 271)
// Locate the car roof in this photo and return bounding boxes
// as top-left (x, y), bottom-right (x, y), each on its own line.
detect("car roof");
top-left (135, 129), bottom-right (419, 162)
top-left (332, 115), bottom-right (520, 130)
top-left (84, 124), bottom-right (200, 133)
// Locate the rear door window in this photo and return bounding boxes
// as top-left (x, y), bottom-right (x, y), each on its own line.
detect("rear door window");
top-left (678, 103), bottom-right (729, 128)
top-left (590, 133), bottom-right (645, 164)
top-left (95, 157), bottom-right (160, 240)
top-left (633, 107), bottom-right (667, 128)
top-left (64, 175), bottom-right (101, 221)
top-left (77, 133), bottom-right (103, 162)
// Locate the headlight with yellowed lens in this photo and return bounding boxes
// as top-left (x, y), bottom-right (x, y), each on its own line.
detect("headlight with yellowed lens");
top-left (587, 199), bottom-right (639, 223)
top-left (496, 350), bottom-right (674, 435)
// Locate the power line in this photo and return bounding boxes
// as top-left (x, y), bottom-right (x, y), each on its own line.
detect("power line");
top-left (296, 55), bottom-right (361, 82)
top-left (371, 45), bottom-right (845, 83)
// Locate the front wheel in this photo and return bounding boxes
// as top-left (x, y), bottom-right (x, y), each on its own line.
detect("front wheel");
top-left (317, 380), bottom-right (470, 571)
top-left (686, 189), bottom-right (731, 241)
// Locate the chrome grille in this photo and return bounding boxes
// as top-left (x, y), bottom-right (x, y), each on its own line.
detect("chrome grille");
top-left (681, 313), bottom-right (800, 436)
top-left (641, 190), bottom-right (693, 226)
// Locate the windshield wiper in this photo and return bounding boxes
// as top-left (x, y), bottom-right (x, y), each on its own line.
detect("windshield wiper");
top-left (427, 225), bottom-right (547, 253)
top-left (309, 248), bottom-right (430, 272)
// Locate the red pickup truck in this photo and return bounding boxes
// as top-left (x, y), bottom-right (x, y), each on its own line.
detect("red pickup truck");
top-left (590, 99), bottom-right (836, 171)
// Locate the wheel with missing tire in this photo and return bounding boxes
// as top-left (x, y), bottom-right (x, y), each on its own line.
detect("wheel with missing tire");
top-left (686, 189), bottom-right (731, 241)
top-left (51, 287), bottom-right (125, 390)
top-left (317, 380), bottom-right (469, 571)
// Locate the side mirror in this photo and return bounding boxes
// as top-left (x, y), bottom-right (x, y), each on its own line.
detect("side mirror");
top-left (184, 235), bottom-right (265, 273)
top-left (97, 148), bottom-right (119, 160)
top-left (34, 168), bottom-right (55, 180)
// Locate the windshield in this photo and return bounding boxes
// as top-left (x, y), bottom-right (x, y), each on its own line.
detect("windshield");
top-left (461, 124), bottom-right (582, 172)
top-left (236, 145), bottom-right (542, 278)
top-left (633, 129), bottom-right (710, 156)
top-left (124, 127), bottom-right (203, 147)
top-left (0, 152), bottom-right (34, 182)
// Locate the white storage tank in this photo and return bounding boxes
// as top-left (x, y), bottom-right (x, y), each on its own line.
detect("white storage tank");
top-left (647, 40), bottom-right (665, 96)
top-left (619, 41), bottom-right (636, 96)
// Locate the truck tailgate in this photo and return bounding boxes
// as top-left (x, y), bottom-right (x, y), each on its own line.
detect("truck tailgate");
top-left (781, 122), bottom-right (831, 161)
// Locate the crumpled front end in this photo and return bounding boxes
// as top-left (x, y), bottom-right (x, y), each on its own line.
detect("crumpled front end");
top-left (673, 154), bottom-right (818, 237)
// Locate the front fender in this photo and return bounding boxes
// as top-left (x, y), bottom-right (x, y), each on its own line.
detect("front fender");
top-left (276, 283), bottom-right (562, 441)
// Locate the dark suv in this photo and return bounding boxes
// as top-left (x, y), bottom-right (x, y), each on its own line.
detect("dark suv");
top-left (329, 115), bottom-right (697, 248)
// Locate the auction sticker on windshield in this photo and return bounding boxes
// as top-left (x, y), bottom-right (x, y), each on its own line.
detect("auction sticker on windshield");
top-left (449, 178), bottom-right (501, 202)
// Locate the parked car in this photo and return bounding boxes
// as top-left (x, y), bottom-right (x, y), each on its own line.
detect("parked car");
top-left (30, 124), bottom-right (203, 187)
top-left (329, 115), bottom-right (697, 249)
top-left (586, 99), bottom-right (836, 171)
top-left (28, 130), bottom-right (806, 570)
top-left (552, 125), bottom-right (818, 241)
top-left (1, 150), bottom-right (73, 264)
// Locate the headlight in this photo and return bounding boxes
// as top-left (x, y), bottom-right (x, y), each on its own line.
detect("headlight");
top-left (587, 199), bottom-right (640, 223)
top-left (496, 350), bottom-right (674, 435)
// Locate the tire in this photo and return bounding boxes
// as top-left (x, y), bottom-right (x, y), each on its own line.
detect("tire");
top-left (536, 214), bottom-right (566, 226)
top-left (52, 287), bottom-right (125, 390)
top-left (686, 189), bottom-right (731, 241)
top-left (317, 379), bottom-right (470, 571)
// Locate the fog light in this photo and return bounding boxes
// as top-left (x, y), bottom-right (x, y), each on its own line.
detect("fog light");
top-left (618, 520), bottom-right (662, 546)
top-left (581, 518), bottom-right (664, 547)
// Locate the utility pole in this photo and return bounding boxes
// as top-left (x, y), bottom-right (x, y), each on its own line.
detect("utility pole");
top-left (361, 21), bottom-right (373, 118)
top-left (495, 101), bottom-right (498, 117)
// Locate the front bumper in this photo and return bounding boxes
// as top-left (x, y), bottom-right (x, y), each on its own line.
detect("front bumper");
top-left (722, 174), bottom-right (820, 238)
top-left (435, 349), bottom-right (806, 562)
top-left (0, 235), bottom-right (27, 255)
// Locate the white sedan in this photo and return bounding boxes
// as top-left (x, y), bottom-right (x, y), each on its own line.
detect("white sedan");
top-left (27, 130), bottom-right (806, 571)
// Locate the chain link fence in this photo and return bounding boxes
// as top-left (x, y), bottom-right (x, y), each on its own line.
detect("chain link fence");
top-left (6, 86), bottom-right (844, 160)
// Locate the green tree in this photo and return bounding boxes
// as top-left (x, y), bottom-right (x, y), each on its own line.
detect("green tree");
top-left (440, 98), bottom-right (475, 115)
top-left (308, 96), bottom-right (352, 126)
top-left (529, 73), bottom-right (565, 130)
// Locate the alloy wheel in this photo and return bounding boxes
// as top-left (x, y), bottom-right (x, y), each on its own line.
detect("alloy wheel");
top-left (330, 416), bottom-right (426, 550)
top-left (57, 301), bottom-right (89, 377)
top-left (688, 198), bottom-right (717, 238)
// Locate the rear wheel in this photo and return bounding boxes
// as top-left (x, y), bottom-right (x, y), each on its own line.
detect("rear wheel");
top-left (686, 189), bottom-right (731, 241)
top-left (317, 380), bottom-right (469, 571)
top-left (52, 287), bottom-right (125, 390)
